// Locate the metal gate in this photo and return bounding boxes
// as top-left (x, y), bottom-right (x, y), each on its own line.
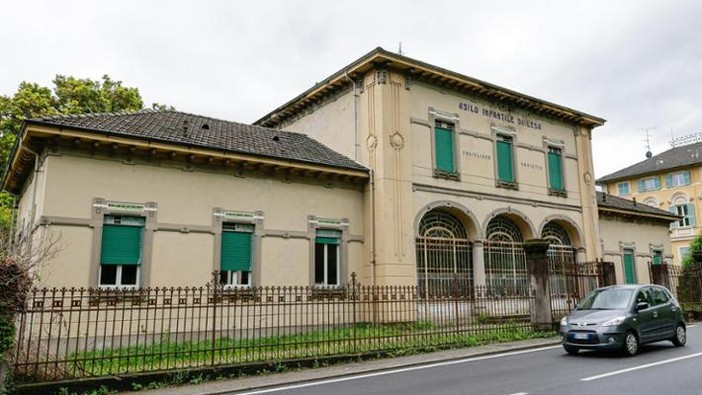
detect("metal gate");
top-left (416, 236), bottom-right (472, 297)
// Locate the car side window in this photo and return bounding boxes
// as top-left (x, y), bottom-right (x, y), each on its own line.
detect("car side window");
top-left (651, 287), bottom-right (669, 305)
top-left (636, 290), bottom-right (651, 305)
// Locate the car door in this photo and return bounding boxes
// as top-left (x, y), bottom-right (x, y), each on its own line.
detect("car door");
top-left (634, 287), bottom-right (656, 342)
top-left (649, 286), bottom-right (676, 339)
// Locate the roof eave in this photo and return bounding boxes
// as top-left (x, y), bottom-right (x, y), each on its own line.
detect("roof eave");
top-left (255, 47), bottom-right (606, 128)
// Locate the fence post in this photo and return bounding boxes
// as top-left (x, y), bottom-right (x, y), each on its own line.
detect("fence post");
top-left (524, 239), bottom-right (552, 331)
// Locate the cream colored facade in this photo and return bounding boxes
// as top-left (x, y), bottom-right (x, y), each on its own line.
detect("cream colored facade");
top-left (257, 48), bottom-right (605, 287)
top-left (599, 210), bottom-right (674, 283)
top-left (5, 121), bottom-right (368, 289)
top-left (600, 163), bottom-right (701, 266)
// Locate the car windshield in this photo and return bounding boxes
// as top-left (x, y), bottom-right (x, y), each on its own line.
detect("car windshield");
top-left (578, 288), bottom-right (634, 310)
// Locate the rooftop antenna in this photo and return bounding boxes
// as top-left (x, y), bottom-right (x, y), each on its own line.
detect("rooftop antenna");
top-left (398, 42), bottom-right (403, 55)
top-left (638, 127), bottom-right (656, 158)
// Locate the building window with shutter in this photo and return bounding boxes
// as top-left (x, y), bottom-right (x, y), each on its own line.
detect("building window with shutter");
top-left (495, 134), bottom-right (517, 189)
top-left (637, 176), bottom-right (661, 192)
top-left (220, 223), bottom-right (254, 287)
top-left (617, 182), bottom-right (630, 196)
top-left (671, 203), bottom-right (696, 228)
top-left (433, 120), bottom-right (458, 179)
top-left (99, 216), bottom-right (144, 288)
top-left (315, 229), bottom-right (341, 286)
top-left (547, 146), bottom-right (566, 197)
top-left (652, 250), bottom-right (663, 265)
top-left (666, 171), bottom-right (691, 188)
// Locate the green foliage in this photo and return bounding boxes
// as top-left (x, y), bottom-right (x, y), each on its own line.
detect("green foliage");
top-left (682, 234), bottom-right (702, 267)
top-left (0, 74), bottom-right (169, 233)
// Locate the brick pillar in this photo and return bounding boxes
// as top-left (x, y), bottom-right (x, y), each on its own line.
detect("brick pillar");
top-left (524, 239), bottom-right (552, 331)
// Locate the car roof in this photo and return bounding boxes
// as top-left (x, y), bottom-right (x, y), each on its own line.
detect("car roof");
top-left (596, 284), bottom-right (667, 292)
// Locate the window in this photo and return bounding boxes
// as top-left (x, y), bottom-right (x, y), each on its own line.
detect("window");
top-left (637, 176), bottom-right (661, 192)
top-left (670, 203), bottom-right (696, 228)
top-left (315, 229), bottom-right (341, 286)
top-left (666, 171), bottom-right (691, 188)
top-left (434, 121), bottom-right (456, 174)
top-left (547, 147), bottom-right (565, 195)
top-left (99, 216), bottom-right (144, 288)
top-left (622, 248), bottom-right (635, 284)
top-left (496, 135), bottom-right (515, 185)
top-left (220, 223), bottom-right (254, 287)
top-left (680, 247), bottom-right (690, 262)
top-left (652, 250), bottom-right (663, 265)
top-left (617, 182), bottom-right (630, 196)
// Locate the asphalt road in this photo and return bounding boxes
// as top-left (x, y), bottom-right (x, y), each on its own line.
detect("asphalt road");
top-left (226, 324), bottom-right (702, 395)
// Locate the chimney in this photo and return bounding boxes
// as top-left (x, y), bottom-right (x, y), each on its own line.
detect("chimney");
top-left (633, 197), bottom-right (637, 206)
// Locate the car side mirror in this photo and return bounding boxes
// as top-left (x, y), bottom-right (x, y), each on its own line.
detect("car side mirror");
top-left (636, 302), bottom-right (649, 311)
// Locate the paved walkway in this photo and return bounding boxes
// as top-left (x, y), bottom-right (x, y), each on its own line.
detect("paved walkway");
top-left (125, 337), bottom-right (562, 395)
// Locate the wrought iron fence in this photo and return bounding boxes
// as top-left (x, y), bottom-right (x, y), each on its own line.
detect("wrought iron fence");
top-left (549, 260), bottom-right (614, 318)
top-left (11, 274), bottom-right (536, 386)
top-left (416, 236), bottom-right (472, 297)
top-left (649, 263), bottom-right (702, 313)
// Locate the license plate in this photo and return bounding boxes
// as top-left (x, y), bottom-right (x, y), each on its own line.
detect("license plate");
top-left (574, 333), bottom-right (589, 340)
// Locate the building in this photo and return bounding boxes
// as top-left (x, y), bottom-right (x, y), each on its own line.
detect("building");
top-left (597, 142), bottom-right (702, 266)
top-left (1, 48), bottom-right (679, 290)
top-left (2, 110), bottom-right (369, 288)
top-left (256, 47), bottom-right (606, 290)
top-left (597, 191), bottom-right (679, 283)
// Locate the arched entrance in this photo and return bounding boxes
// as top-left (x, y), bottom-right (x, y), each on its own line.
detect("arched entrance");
top-left (484, 216), bottom-right (526, 292)
top-left (541, 221), bottom-right (576, 295)
top-left (415, 210), bottom-right (472, 296)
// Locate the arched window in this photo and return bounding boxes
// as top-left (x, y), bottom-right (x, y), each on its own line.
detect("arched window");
top-left (643, 197), bottom-right (659, 208)
top-left (486, 216), bottom-right (523, 242)
top-left (416, 210), bottom-right (471, 296)
top-left (670, 194), bottom-right (696, 228)
top-left (541, 222), bottom-right (572, 246)
top-left (484, 216), bottom-right (526, 291)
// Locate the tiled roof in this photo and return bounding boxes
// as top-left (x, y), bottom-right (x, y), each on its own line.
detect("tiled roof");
top-left (596, 191), bottom-right (679, 220)
top-left (27, 110), bottom-right (367, 172)
top-left (597, 142), bottom-right (702, 182)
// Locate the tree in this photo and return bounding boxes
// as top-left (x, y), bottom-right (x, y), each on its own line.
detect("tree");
top-left (0, 75), bottom-right (167, 234)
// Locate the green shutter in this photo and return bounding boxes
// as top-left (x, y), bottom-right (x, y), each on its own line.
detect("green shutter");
top-left (653, 177), bottom-right (661, 190)
top-left (652, 253), bottom-right (662, 265)
top-left (434, 127), bottom-right (455, 172)
top-left (221, 231), bottom-right (252, 272)
top-left (665, 174), bottom-right (673, 188)
top-left (100, 224), bottom-right (143, 265)
top-left (687, 203), bottom-right (696, 226)
top-left (548, 151), bottom-right (563, 191)
top-left (623, 251), bottom-right (635, 284)
top-left (316, 229), bottom-right (341, 245)
top-left (637, 179), bottom-right (645, 192)
top-left (497, 140), bottom-right (514, 182)
top-left (684, 171), bottom-right (691, 185)
top-left (669, 206), bottom-right (679, 229)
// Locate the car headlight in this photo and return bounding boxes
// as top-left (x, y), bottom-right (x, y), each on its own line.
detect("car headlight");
top-left (560, 316), bottom-right (568, 326)
top-left (601, 316), bottom-right (626, 326)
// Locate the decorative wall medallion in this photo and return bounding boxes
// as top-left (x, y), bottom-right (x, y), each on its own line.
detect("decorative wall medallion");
top-left (584, 172), bottom-right (592, 185)
top-left (366, 135), bottom-right (378, 151)
top-left (390, 131), bottom-right (405, 150)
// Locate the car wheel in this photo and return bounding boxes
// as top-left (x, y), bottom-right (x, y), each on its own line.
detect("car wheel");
top-left (671, 324), bottom-right (687, 347)
top-left (622, 331), bottom-right (639, 356)
top-left (564, 345), bottom-right (579, 355)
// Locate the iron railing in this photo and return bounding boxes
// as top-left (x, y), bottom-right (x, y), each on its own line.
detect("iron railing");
top-left (549, 260), bottom-right (615, 317)
top-left (12, 274), bottom-right (536, 385)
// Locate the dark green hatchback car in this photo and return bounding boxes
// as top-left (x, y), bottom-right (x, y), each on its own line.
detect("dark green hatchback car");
top-left (559, 284), bottom-right (686, 356)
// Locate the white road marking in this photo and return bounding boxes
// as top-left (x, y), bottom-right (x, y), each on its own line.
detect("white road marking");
top-left (509, 393), bottom-right (529, 395)
top-left (227, 346), bottom-right (561, 395)
top-left (581, 352), bottom-right (702, 382)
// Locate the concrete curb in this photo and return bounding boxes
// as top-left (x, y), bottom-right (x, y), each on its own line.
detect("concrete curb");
top-left (125, 337), bottom-right (562, 395)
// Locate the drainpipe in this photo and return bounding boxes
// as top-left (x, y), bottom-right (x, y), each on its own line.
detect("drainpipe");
top-left (21, 146), bottom-right (42, 236)
top-left (369, 168), bottom-right (377, 286)
top-left (344, 70), bottom-right (360, 162)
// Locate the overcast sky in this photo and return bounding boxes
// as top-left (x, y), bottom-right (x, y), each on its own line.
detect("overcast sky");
top-left (2, 0), bottom-right (701, 178)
